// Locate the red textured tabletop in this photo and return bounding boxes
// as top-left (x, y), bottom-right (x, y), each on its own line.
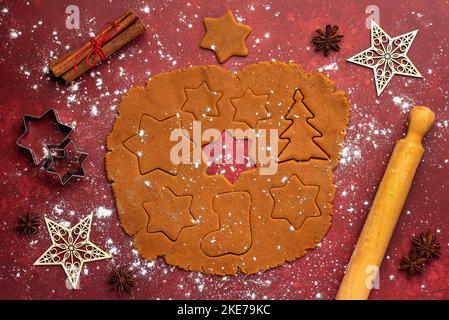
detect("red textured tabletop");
top-left (1, 0), bottom-right (448, 300)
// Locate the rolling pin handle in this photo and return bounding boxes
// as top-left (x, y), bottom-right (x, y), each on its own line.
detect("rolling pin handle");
top-left (405, 106), bottom-right (435, 143)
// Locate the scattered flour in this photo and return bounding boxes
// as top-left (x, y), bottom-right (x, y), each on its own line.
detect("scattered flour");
top-left (94, 206), bottom-right (113, 219)
top-left (392, 95), bottom-right (415, 113)
top-left (318, 62), bottom-right (339, 72)
top-left (90, 105), bottom-right (99, 117)
top-left (141, 6), bottom-right (151, 14)
top-left (52, 204), bottom-right (63, 214)
top-left (10, 29), bottom-right (20, 39)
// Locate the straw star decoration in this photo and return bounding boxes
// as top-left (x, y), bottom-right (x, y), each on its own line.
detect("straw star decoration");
top-left (347, 20), bottom-right (422, 96)
top-left (34, 214), bottom-right (111, 288)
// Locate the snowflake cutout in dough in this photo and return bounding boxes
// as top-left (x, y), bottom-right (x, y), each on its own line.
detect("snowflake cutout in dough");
top-left (347, 20), bottom-right (422, 96)
top-left (34, 214), bottom-right (111, 289)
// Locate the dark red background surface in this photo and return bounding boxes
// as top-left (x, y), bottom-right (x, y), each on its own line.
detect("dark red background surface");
top-left (1, 0), bottom-right (448, 300)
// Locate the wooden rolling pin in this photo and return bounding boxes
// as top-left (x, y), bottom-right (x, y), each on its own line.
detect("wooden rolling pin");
top-left (336, 106), bottom-right (435, 300)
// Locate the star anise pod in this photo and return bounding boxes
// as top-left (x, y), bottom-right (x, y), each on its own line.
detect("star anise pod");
top-left (412, 230), bottom-right (441, 261)
top-left (109, 266), bottom-right (135, 293)
top-left (17, 212), bottom-right (40, 237)
top-left (312, 24), bottom-right (344, 57)
top-left (399, 249), bottom-right (427, 277)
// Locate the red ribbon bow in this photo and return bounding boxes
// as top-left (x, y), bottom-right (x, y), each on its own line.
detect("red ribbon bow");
top-left (74, 21), bottom-right (120, 72)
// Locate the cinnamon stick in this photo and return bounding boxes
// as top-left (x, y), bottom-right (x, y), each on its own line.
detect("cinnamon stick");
top-left (49, 10), bottom-right (146, 82)
top-left (50, 10), bottom-right (135, 77)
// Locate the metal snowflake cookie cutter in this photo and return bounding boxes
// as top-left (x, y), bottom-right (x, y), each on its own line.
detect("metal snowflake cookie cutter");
top-left (45, 139), bottom-right (88, 185)
top-left (16, 108), bottom-right (74, 166)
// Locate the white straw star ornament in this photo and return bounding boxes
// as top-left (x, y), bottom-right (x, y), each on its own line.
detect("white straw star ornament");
top-left (347, 20), bottom-right (422, 96)
top-left (34, 214), bottom-right (111, 289)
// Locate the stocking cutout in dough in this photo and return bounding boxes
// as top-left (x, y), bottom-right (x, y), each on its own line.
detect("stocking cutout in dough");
top-left (279, 89), bottom-right (329, 162)
top-left (143, 187), bottom-right (195, 241)
top-left (201, 191), bottom-right (252, 256)
top-left (123, 115), bottom-right (182, 175)
top-left (181, 82), bottom-right (222, 120)
top-left (269, 175), bottom-right (321, 229)
top-left (231, 88), bottom-right (270, 127)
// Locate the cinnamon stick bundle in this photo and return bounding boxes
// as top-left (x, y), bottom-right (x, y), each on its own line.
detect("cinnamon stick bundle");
top-left (50, 10), bottom-right (146, 82)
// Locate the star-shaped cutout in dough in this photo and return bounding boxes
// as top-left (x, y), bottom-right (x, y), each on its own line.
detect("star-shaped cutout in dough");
top-left (34, 214), bottom-right (111, 289)
top-left (347, 20), bottom-right (422, 96)
top-left (203, 130), bottom-right (256, 184)
top-left (143, 187), bottom-right (195, 241)
top-left (200, 10), bottom-right (252, 63)
top-left (231, 88), bottom-right (270, 127)
top-left (269, 175), bottom-right (321, 229)
top-left (181, 82), bottom-right (222, 120)
top-left (124, 115), bottom-right (182, 175)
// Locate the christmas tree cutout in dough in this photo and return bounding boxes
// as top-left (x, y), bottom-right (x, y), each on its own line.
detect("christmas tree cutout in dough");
top-left (279, 89), bottom-right (328, 162)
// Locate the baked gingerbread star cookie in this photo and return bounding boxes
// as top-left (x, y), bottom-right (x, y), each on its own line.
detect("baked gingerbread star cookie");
top-left (106, 61), bottom-right (350, 275)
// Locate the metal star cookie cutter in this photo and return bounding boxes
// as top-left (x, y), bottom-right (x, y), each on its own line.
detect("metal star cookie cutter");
top-left (45, 139), bottom-right (88, 185)
top-left (16, 108), bottom-right (73, 166)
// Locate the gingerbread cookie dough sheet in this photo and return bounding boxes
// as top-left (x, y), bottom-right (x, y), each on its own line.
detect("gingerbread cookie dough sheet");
top-left (106, 61), bottom-right (350, 275)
